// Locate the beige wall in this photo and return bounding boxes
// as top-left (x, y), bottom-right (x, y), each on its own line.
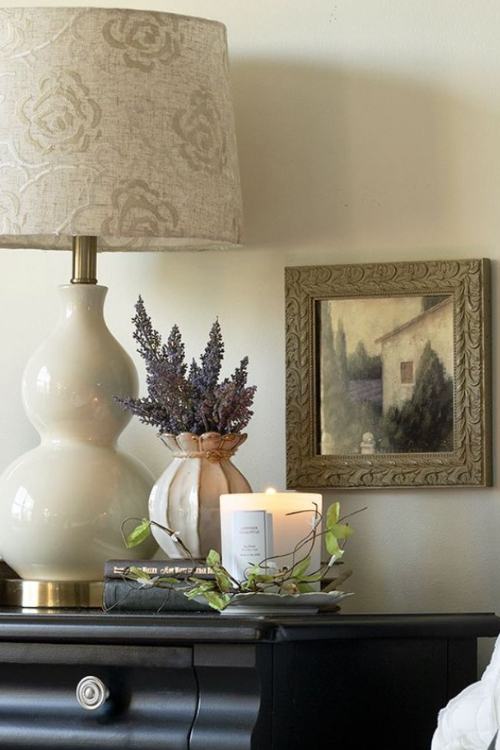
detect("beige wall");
top-left (0, 0), bottom-right (499, 665)
top-left (381, 298), bottom-right (454, 411)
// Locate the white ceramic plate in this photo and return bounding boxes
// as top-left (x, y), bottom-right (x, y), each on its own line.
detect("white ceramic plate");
top-left (215, 590), bottom-right (353, 616)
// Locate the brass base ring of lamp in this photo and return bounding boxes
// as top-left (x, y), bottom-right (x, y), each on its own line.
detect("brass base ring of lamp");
top-left (0, 579), bottom-right (103, 608)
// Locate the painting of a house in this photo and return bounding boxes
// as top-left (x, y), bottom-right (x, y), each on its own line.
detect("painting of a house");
top-left (319, 294), bottom-right (454, 455)
top-left (376, 296), bottom-right (453, 412)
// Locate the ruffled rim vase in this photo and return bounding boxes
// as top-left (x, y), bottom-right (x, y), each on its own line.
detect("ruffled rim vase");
top-left (148, 432), bottom-right (251, 559)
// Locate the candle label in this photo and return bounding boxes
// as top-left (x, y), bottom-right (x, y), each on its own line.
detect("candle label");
top-left (230, 510), bottom-right (273, 581)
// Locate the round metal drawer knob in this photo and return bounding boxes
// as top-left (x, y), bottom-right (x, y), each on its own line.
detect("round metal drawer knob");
top-left (76, 676), bottom-right (109, 710)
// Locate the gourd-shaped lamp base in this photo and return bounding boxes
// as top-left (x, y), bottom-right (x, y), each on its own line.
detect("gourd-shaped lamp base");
top-left (0, 284), bottom-right (156, 581)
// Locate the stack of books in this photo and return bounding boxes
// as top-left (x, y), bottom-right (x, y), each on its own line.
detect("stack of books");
top-left (103, 559), bottom-right (213, 613)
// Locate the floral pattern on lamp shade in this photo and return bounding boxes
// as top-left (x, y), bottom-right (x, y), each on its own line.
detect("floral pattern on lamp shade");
top-left (0, 7), bottom-right (242, 251)
top-left (102, 12), bottom-right (184, 72)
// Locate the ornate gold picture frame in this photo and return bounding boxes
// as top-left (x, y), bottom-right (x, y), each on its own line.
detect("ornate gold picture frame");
top-left (285, 259), bottom-right (491, 489)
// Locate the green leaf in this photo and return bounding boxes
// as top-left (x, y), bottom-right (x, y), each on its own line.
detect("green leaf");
top-left (290, 557), bottom-right (311, 580)
top-left (252, 574), bottom-right (276, 583)
top-left (301, 571), bottom-right (324, 583)
top-left (297, 582), bottom-right (313, 593)
top-left (203, 591), bottom-right (231, 611)
top-left (188, 579), bottom-right (215, 591)
top-left (126, 566), bottom-right (151, 580)
top-left (206, 549), bottom-right (221, 567)
top-left (184, 590), bottom-right (201, 600)
top-left (214, 569), bottom-right (234, 593)
top-left (240, 579), bottom-right (255, 591)
top-left (327, 502), bottom-right (340, 528)
top-left (125, 519), bottom-right (151, 548)
top-left (245, 563), bottom-right (270, 580)
top-left (329, 523), bottom-right (354, 540)
top-left (185, 581), bottom-right (216, 599)
top-left (325, 530), bottom-right (341, 556)
top-left (246, 563), bottom-right (261, 575)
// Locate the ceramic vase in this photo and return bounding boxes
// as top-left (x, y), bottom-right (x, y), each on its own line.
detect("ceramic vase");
top-left (0, 284), bottom-right (156, 581)
top-left (149, 432), bottom-right (251, 558)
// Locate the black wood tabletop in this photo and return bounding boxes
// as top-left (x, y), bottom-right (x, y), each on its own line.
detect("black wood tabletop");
top-left (0, 609), bottom-right (496, 644)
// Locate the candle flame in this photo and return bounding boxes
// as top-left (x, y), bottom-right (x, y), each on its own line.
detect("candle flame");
top-left (265, 487), bottom-right (277, 495)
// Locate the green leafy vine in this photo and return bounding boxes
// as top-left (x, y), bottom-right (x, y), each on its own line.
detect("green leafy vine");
top-left (121, 502), bottom-right (363, 611)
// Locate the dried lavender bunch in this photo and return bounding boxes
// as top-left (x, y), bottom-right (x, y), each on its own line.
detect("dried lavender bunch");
top-left (116, 297), bottom-right (256, 436)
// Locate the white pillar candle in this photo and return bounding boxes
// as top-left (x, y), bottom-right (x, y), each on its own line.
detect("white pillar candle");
top-left (220, 489), bottom-right (323, 582)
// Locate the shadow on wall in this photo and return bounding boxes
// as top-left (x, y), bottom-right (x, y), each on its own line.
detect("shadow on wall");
top-left (231, 60), bottom-right (449, 247)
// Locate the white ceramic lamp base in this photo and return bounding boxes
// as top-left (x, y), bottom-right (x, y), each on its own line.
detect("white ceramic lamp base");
top-left (0, 284), bottom-right (156, 581)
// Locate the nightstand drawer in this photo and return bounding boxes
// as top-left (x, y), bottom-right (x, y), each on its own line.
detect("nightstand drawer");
top-left (0, 643), bottom-right (196, 750)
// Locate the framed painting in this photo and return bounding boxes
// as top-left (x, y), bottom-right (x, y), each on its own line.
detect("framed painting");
top-left (285, 259), bottom-right (491, 489)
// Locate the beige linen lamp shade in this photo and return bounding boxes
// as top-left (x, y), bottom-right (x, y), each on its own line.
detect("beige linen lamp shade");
top-left (0, 7), bottom-right (242, 251)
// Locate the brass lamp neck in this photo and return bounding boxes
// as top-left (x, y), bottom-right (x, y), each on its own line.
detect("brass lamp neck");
top-left (71, 236), bottom-right (97, 284)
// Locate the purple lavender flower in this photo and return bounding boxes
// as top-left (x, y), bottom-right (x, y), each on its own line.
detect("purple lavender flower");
top-left (214, 357), bottom-right (256, 433)
top-left (132, 296), bottom-right (162, 362)
top-left (116, 298), bottom-right (256, 436)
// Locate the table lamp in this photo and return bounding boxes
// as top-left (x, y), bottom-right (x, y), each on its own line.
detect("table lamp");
top-left (0, 7), bottom-right (242, 606)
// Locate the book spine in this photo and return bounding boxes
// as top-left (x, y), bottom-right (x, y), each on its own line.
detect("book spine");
top-left (103, 560), bottom-right (214, 580)
top-left (102, 580), bottom-right (212, 613)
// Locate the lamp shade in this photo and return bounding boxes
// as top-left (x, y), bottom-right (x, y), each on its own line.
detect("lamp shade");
top-left (0, 7), bottom-right (242, 251)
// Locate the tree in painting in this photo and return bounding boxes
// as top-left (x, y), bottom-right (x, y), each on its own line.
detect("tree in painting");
top-left (347, 341), bottom-right (382, 380)
top-left (321, 308), bottom-right (354, 453)
top-left (381, 342), bottom-right (453, 452)
top-left (321, 307), bottom-right (381, 454)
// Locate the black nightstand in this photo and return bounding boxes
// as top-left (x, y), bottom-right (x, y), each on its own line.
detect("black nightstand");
top-left (0, 610), bottom-right (497, 749)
